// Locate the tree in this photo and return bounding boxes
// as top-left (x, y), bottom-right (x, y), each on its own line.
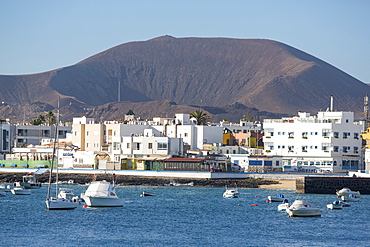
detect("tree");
top-left (29, 115), bottom-right (45, 125)
top-left (190, 110), bottom-right (209, 125)
top-left (45, 111), bottom-right (56, 126)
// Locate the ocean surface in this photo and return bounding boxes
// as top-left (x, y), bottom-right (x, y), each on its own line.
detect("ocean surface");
top-left (1, 183), bottom-right (369, 247)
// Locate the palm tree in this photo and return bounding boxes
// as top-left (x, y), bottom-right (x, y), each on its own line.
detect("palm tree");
top-left (29, 115), bottom-right (45, 125)
top-left (190, 110), bottom-right (209, 125)
top-left (45, 111), bottom-right (56, 126)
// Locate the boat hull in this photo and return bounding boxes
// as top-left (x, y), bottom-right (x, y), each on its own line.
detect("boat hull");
top-left (11, 188), bottom-right (31, 195)
top-left (83, 196), bottom-right (124, 207)
top-left (15, 182), bottom-right (42, 189)
top-left (268, 196), bottom-right (285, 202)
top-left (46, 198), bottom-right (79, 210)
top-left (327, 204), bottom-right (342, 210)
top-left (287, 209), bottom-right (321, 217)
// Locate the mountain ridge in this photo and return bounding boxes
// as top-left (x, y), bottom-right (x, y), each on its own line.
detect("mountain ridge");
top-left (0, 36), bottom-right (368, 122)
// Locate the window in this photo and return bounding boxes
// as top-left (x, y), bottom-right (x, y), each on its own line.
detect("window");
top-left (288, 146), bottom-right (294, 151)
top-left (302, 132), bottom-right (308, 138)
top-left (343, 146), bottom-right (348, 152)
top-left (322, 143), bottom-right (330, 151)
top-left (158, 143), bottom-right (168, 150)
top-left (333, 146), bottom-right (339, 152)
top-left (269, 145), bottom-right (274, 150)
top-left (86, 143), bottom-right (90, 148)
top-left (322, 129), bottom-right (330, 137)
top-left (127, 143), bottom-right (130, 149)
top-left (288, 132), bottom-right (294, 138)
top-left (343, 132), bottom-right (350, 139)
top-left (354, 133), bottom-right (359, 139)
top-left (354, 146), bottom-right (359, 152)
top-left (133, 143), bottom-right (140, 150)
top-left (148, 143), bottom-right (153, 149)
top-left (334, 132), bottom-right (339, 138)
top-left (86, 131), bottom-right (90, 136)
top-left (302, 146), bottom-right (307, 152)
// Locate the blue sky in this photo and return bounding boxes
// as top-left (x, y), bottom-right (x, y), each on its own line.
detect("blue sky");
top-left (1, 1), bottom-right (369, 82)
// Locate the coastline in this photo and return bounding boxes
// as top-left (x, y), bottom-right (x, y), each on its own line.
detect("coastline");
top-left (258, 179), bottom-right (296, 189)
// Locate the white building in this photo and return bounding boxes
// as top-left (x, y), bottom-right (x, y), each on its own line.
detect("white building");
top-left (0, 120), bottom-right (11, 156)
top-left (263, 111), bottom-right (362, 173)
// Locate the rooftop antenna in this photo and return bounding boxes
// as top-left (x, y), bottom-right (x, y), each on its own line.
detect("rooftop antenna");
top-left (330, 95), bottom-right (334, 112)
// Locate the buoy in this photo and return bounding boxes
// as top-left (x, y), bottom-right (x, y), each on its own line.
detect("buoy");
top-left (251, 204), bottom-right (258, 206)
top-left (266, 200), bottom-right (271, 203)
top-left (83, 205), bottom-right (88, 208)
top-left (255, 196), bottom-right (259, 197)
top-left (237, 204), bottom-right (241, 206)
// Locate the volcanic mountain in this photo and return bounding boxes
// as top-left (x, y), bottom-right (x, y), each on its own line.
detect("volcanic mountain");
top-left (0, 36), bottom-right (368, 122)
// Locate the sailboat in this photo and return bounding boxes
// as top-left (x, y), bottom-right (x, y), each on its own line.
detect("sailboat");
top-left (45, 100), bottom-right (79, 210)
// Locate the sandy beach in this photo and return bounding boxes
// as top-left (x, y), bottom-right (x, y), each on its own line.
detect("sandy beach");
top-left (259, 179), bottom-right (296, 189)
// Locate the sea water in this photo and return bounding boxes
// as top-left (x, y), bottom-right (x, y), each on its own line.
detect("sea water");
top-left (1, 185), bottom-right (369, 247)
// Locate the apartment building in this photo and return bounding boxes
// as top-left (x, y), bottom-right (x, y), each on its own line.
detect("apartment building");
top-left (263, 111), bottom-right (362, 173)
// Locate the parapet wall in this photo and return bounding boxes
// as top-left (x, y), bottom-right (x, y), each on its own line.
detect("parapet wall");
top-left (296, 176), bottom-right (370, 194)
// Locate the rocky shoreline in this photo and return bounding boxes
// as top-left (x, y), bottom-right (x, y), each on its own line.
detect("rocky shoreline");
top-left (0, 172), bottom-right (281, 188)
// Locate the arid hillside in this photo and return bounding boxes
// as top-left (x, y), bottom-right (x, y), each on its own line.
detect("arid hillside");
top-left (0, 36), bottom-right (368, 122)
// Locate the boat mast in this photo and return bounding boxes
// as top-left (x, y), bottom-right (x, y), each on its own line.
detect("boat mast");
top-left (54, 99), bottom-right (60, 198)
top-left (46, 99), bottom-right (59, 200)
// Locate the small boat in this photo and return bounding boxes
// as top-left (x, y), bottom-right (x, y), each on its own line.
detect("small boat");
top-left (277, 199), bottom-right (291, 212)
top-left (336, 188), bottom-right (360, 197)
top-left (81, 175), bottom-right (124, 207)
top-left (341, 194), bottom-right (360, 202)
top-left (267, 194), bottom-right (285, 202)
top-left (140, 191), bottom-right (155, 197)
top-left (223, 186), bottom-right (239, 198)
top-left (286, 200), bottom-right (321, 217)
top-left (15, 174), bottom-right (42, 189)
top-left (0, 183), bottom-right (11, 192)
top-left (58, 188), bottom-right (81, 202)
top-left (327, 200), bottom-right (342, 210)
top-left (45, 100), bottom-right (79, 210)
top-left (0, 191), bottom-right (6, 197)
top-left (11, 186), bottom-right (31, 195)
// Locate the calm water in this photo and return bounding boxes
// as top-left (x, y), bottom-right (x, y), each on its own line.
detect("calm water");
top-left (1, 184), bottom-right (369, 247)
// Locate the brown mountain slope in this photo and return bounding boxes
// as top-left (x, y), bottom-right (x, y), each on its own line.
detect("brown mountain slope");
top-left (0, 36), bottom-right (368, 116)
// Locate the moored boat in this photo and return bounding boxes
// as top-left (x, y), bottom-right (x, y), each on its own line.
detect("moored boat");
top-left (336, 188), bottom-right (360, 197)
top-left (223, 185), bottom-right (239, 198)
top-left (277, 199), bottom-right (291, 211)
top-left (140, 191), bottom-right (155, 197)
top-left (287, 200), bottom-right (321, 217)
top-left (0, 183), bottom-right (11, 192)
top-left (327, 200), bottom-right (342, 210)
top-left (15, 174), bottom-right (42, 189)
top-left (81, 175), bottom-right (124, 207)
top-left (268, 194), bottom-right (285, 202)
top-left (341, 194), bottom-right (360, 202)
top-left (11, 186), bottom-right (31, 195)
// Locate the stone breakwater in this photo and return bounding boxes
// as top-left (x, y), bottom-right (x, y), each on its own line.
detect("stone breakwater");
top-left (0, 172), bottom-right (280, 188)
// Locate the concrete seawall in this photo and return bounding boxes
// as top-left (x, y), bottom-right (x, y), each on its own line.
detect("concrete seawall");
top-left (296, 176), bottom-right (370, 194)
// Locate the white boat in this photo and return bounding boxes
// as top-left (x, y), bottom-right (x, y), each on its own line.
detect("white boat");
top-left (341, 194), bottom-right (360, 202)
top-left (223, 186), bottom-right (239, 198)
top-left (0, 183), bottom-right (11, 192)
top-left (45, 100), bottom-right (79, 210)
top-left (277, 199), bottom-right (291, 211)
top-left (14, 174), bottom-right (42, 189)
top-left (0, 191), bottom-right (6, 197)
top-left (11, 187), bottom-right (31, 195)
top-left (286, 200), bottom-right (321, 217)
top-left (82, 176), bottom-right (124, 207)
top-left (336, 188), bottom-right (360, 197)
top-left (58, 188), bottom-right (81, 202)
top-left (268, 194), bottom-right (285, 202)
top-left (140, 191), bottom-right (155, 197)
top-left (327, 200), bottom-right (342, 210)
